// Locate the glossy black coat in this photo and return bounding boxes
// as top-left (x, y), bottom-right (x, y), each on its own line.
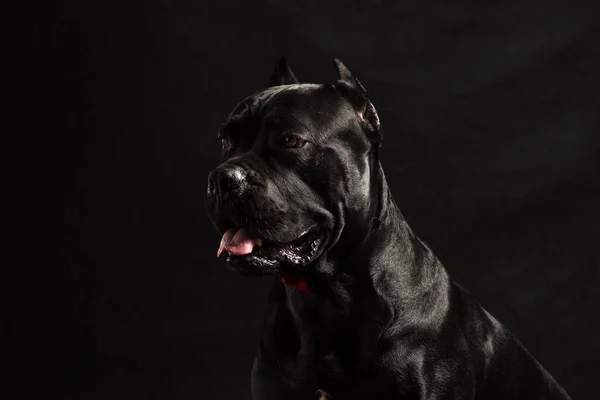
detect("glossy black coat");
top-left (206, 59), bottom-right (571, 400)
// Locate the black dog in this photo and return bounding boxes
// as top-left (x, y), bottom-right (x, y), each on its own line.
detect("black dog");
top-left (206, 58), bottom-right (571, 400)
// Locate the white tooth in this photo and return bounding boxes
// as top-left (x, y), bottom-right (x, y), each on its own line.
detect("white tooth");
top-left (227, 251), bottom-right (232, 256)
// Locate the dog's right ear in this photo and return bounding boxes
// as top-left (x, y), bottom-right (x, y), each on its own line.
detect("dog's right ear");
top-left (269, 57), bottom-right (299, 87)
top-left (333, 58), bottom-right (381, 146)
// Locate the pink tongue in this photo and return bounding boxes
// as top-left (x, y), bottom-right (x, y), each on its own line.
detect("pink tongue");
top-left (217, 228), bottom-right (259, 257)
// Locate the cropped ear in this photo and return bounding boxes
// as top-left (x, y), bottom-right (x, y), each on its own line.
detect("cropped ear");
top-left (333, 58), bottom-right (381, 145)
top-left (269, 57), bottom-right (299, 87)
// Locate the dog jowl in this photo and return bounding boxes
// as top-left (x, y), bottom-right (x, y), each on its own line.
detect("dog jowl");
top-left (205, 58), bottom-right (571, 400)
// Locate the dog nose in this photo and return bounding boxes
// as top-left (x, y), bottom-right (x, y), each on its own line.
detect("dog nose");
top-left (208, 165), bottom-right (247, 195)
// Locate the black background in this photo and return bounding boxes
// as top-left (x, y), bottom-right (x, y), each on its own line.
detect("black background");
top-left (14, 0), bottom-right (600, 399)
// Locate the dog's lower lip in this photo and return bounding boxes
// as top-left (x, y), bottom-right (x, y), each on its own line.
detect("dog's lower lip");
top-left (226, 230), bottom-right (323, 263)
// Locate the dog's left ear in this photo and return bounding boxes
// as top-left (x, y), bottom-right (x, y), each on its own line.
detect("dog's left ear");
top-left (333, 58), bottom-right (381, 145)
top-left (269, 56), bottom-right (299, 87)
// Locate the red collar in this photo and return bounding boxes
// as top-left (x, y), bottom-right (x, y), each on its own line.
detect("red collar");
top-left (281, 274), bottom-right (314, 296)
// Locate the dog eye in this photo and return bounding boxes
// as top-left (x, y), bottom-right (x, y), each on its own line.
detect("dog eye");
top-left (280, 134), bottom-right (305, 149)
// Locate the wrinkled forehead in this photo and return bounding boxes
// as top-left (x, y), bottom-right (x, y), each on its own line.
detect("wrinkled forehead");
top-left (223, 84), bottom-right (347, 135)
top-left (227, 84), bottom-right (321, 120)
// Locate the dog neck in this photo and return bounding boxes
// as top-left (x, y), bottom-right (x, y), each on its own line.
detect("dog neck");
top-left (290, 159), bottom-right (450, 331)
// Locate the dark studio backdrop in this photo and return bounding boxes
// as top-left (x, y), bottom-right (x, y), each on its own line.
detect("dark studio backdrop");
top-left (15, 0), bottom-right (600, 399)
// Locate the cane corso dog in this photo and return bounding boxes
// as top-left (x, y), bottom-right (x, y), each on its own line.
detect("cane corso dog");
top-left (205, 58), bottom-right (571, 399)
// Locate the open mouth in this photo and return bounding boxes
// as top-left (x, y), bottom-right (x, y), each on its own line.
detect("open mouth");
top-left (216, 225), bottom-right (323, 273)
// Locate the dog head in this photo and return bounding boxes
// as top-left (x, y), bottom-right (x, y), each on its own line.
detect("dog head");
top-left (206, 58), bottom-right (381, 276)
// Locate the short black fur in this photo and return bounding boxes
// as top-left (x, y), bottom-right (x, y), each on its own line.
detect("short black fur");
top-left (206, 58), bottom-right (571, 400)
